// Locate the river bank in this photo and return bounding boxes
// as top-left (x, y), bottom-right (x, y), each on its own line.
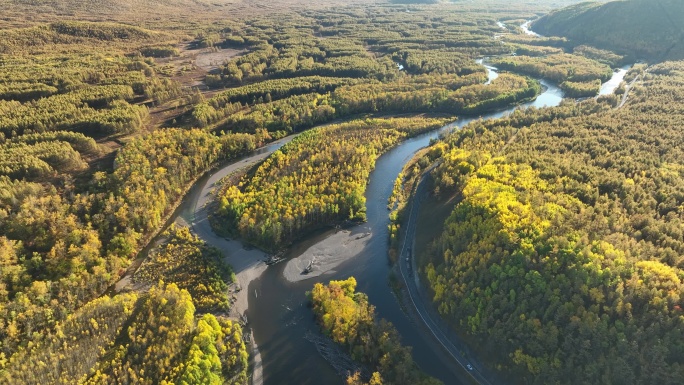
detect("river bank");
top-left (282, 227), bottom-right (372, 282)
top-left (156, 56), bottom-right (632, 384)
top-left (521, 20), bottom-right (542, 37)
top-left (243, 61), bottom-right (564, 385)
top-left (245, 61), bottom-right (636, 384)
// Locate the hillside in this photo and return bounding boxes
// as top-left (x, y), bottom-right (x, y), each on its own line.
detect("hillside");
top-left (533, 0), bottom-right (684, 61)
top-left (408, 61), bottom-right (684, 384)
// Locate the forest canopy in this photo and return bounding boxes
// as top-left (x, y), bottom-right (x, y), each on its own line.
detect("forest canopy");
top-left (216, 117), bottom-right (449, 250)
top-left (310, 277), bottom-right (442, 385)
top-left (0, 1), bottom-right (667, 384)
top-left (416, 61), bottom-right (684, 384)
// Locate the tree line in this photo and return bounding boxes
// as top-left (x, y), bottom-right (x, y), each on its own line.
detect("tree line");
top-left (493, 53), bottom-right (613, 97)
top-left (1, 228), bottom-right (248, 385)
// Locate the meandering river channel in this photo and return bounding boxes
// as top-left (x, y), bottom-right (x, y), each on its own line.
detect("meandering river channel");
top-left (243, 64), bottom-right (570, 385)
top-left (150, 57), bottom-right (629, 385)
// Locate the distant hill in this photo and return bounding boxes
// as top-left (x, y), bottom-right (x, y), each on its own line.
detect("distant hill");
top-left (533, 0), bottom-right (684, 62)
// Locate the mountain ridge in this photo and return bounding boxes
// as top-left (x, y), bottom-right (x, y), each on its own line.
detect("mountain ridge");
top-left (533, 0), bottom-right (684, 62)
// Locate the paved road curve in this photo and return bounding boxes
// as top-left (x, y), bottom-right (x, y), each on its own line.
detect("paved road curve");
top-left (398, 163), bottom-right (495, 385)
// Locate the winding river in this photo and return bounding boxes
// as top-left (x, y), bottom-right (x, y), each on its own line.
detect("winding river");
top-left (244, 67), bottom-right (568, 385)
top-left (599, 64), bottom-right (632, 95)
top-left (158, 58), bottom-right (628, 385)
top-left (521, 20), bottom-right (542, 37)
top-left (476, 58), bottom-right (499, 85)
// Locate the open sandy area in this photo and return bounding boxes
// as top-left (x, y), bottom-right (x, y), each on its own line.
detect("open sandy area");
top-left (282, 227), bottom-right (372, 282)
top-left (185, 137), bottom-right (294, 385)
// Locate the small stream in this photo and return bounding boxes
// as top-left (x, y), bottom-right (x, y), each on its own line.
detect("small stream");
top-left (476, 58), bottom-right (499, 85)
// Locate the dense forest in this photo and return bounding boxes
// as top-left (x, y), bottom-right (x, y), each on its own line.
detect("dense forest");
top-left (411, 61), bottom-right (684, 384)
top-left (2, 230), bottom-right (248, 384)
top-left (310, 277), bottom-right (441, 385)
top-left (190, 5), bottom-right (558, 136)
top-left (210, 72), bottom-right (539, 135)
top-left (205, 2), bottom-right (607, 250)
top-left (133, 225), bottom-right (236, 313)
top-left (216, 117), bottom-right (448, 250)
top-left (0, 0), bottom-right (661, 384)
top-left (0, 17), bottom-right (257, 383)
top-left (533, 0), bottom-right (684, 61)
top-left (492, 53), bottom-right (612, 97)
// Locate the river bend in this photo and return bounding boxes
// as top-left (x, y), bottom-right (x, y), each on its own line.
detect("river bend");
top-left (156, 60), bottom-right (630, 384)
